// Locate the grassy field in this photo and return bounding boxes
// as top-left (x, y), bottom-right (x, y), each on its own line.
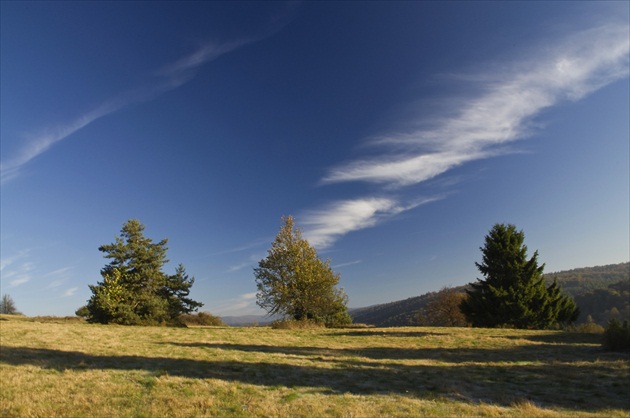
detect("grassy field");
top-left (1, 316), bottom-right (628, 417)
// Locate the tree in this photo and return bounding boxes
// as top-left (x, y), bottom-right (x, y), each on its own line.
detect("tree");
top-left (417, 287), bottom-right (470, 327)
top-left (460, 223), bottom-right (579, 329)
top-left (160, 264), bottom-right (203, 319)
top-left (254, 216), bottom-right (351, 327)
top-left (545, 277), bottom-right (580, 325)
top-left (86, 219), bottom-right (202, 325)
top-left (0, 294), bottom-right (19, 315)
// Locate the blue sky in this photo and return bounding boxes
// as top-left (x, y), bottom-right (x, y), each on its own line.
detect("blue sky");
top-left (1, 2), bottom-right (628, 317)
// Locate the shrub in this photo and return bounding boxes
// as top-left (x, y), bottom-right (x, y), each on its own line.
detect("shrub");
top-left (571, 322), bottom-right (605, 334)
top-left (334, 322), bottom-right (374, 329)
top-left (602, 319), bottom-right (630, 350)
top-left (323, 310), bottom-right (353, 328)
top-left (32, 316), bottom-right (85, 323)
top-left (75, 305), bottom-right (90, 318)
top-left (179, 312), bottom-right (225, 327)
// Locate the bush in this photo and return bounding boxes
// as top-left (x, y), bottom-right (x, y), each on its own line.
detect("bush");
top-left (570, 322), bottom-right (605, 334)
top-left (32, 316), bottom-right (85, 323)
top-left (334, 322), bottom-right (374, 329)
top-left (179, 312), bottom-right (225, 327)
top-left (602, 319), bottom-right (630, 350)
top-left (271, 319), bottom-right (324, 330)
top-left (323, 310), bottom-right (353, 328)
top-left (75, 305), bottom-right (90, 318)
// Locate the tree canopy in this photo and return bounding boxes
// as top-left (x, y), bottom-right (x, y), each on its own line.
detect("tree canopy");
top-left (460, 223), bottom-right (579, 329)
top-left (254, 216), bottom-right (351, 327)
top-left (417, 287), bottom-right (470, 327)
top-left (86, 219), bottom-right (202, 325)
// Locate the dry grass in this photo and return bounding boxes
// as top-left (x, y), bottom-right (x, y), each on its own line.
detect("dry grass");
top-left (1, 315), bottom-right (628, 417)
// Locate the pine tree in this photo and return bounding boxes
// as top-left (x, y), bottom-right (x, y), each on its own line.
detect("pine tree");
top-left (98, 219), bottom-right (168, 293)
top-left (460, 223), bottom-right (579, 329)
top-left (86, 220), bottom-right (202, 325)
top-left (254, 216), bottom-right (351, 327)
top-left (160, 264), bottom-right (203, 319)
top-left (546, 278), bottom-right (580, 325)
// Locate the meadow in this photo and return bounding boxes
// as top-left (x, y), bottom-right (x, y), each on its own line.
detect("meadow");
top-left (1, 316), bottom-right (628, 417)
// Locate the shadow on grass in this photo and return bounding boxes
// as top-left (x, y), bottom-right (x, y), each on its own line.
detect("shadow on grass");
top-left (166, 341), bottom-right (605, 363)
top-left (1, 344), bottom-right (628, 412)
top-left (334, 331), bottom-right (437, 338)
top-left (513, 332), bottom-right (604, 345)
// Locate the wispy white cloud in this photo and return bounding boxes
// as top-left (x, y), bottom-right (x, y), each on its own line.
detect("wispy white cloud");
top-left (8, 277), bottom-right (30, 288)
top-left (309, 23), bottom-right (628, 248)
top-left (213, 292), bottom-right (258, 316)
top-left (0, 249), bottom-right (31, 289)
top-left (44, 266), bottom-right (74, 278)
top-left (301, 196), bottom-right (442, 249)
top-left (1, 254), bottom-right (34, 289)
top-left (322, 24), bottom-right (629, 188)
top-left (2, 96), bottom-right (132, 184)
top-left (227, 262), bottom-right (252, 273)
top-left (1, 37), bottom-right (261, 185)
top-left (43, 267), bottom-right (74, 289)
top-left (62, 287), bottom-right (79, 297)
top-left (46, 280), bottom-right (66, 290)
top-left (332, 259), bottom-right (363, 269)
top-left (322, 150), bottom-right (492, 187)
top-left (157, 40), bottom-right (250, 80)
top-left (227, 254), bottom-right (263, 273)
top-left (0, 250), bottom-right (29, 273)
top-left (5, 264), bottom-right (34, 289)
top-left (225, 249), bottom-right (267, 273)
top-left (212, 238), bottom-right (271, 257)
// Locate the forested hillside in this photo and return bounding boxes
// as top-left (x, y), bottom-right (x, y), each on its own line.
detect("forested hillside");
top-left (350, 292), bottom-right (440, 327)
top-left (544, 262), bottom-right (629, 296)
top-left (350, 263), bottom-right (629, 327)
top-left (350, 286), bottom-right (467, 327)
top-left (546, 263), bottom-right (629, 325)
top-left (571, 279), bottom-right (629, 325)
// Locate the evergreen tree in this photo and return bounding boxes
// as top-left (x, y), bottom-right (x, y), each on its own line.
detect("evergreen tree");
top-left (160, 264), bottom-right (203, 319)
top-left (460, 223), bottom-right (578, 329)
top-left (545, 278), bottom-right (580, 325)
top-left (86, 220), bottom-right (202, 325)
top-left (254, 216), bottom-right (351, 327)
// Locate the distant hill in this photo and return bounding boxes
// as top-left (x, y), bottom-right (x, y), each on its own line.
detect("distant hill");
top-left (544, 262), bottom-right (629, 296)
top-left (349, 285), bottom-right (468, 327)
top-left (350, 262), bottom-right (629, 327)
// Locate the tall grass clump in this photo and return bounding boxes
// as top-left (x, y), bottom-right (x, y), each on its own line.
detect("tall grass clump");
top-left (602, 319), bottom-right (630, 350)
top-left (270, 319), bottom-right (324, 329)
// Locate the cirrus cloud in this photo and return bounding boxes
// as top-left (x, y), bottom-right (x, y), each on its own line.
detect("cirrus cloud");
top-left (301, 196), bottom-right (443, 249)
top-left (310, 23), bottom-right (629, 249)
top-left (322, 24), bottom-right (629, 188)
